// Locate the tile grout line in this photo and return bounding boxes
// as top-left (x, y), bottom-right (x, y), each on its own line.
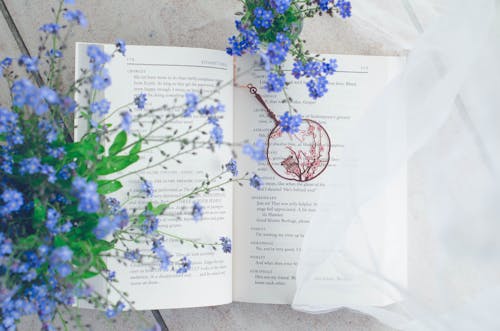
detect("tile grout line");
top-left (0, 0), bottom-right (75, 141)
top-left (0, 0), bottom-right (44, 87)
top-left (1, 4), bottom-right (169, 330)
top-left (152, 310), bottom-right (169, 331)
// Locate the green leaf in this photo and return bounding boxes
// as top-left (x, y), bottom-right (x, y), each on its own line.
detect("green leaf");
top-left (97, 180), bottom-right (123, 194)
top-left (81, 270), bottom-right (99, 279)
top-left (129, 139), bottom-right (142, 155)
top-left (33, 198), bottom-right (46, 226)
top-left (92, 240), bottom-right (115, 254)
top-left (109, 131), bottom-right (127, 156)
top-left (153, 203), bottom-right (169, 215)
top-left (54, 236), bottom-right (66, 248)
top-left (93, 256), bottom-right (107, 270)
top-left (95, 154), bottom-right (139, 175)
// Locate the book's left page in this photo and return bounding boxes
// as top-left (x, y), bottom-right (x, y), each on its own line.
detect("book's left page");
top-left (75, 44), bottom-right (234, 310)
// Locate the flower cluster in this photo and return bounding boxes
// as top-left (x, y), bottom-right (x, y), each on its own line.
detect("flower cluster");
top-left (243, 139), bottom-right (267, 162)
top-left (0, 1), bottom-right (262, 329)
top-left (279, 111), bottom-right (302, 134)
top-left (227, 0), bottom-right (350, 98)
top-left (183, 93), bottom-right (226, 145)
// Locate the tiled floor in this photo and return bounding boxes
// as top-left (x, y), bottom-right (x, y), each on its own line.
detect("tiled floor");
top-left (1, 1), bottom-right (398, 330)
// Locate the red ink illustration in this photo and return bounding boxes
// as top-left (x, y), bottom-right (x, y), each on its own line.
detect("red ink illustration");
top-left (268, 119), bottom-right (330, 182)
top-left (247, 84), bottom-right (331, 182)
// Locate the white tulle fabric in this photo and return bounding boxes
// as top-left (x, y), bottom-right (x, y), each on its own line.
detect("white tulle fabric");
top-left (293, 0), bottom-right (500, 330)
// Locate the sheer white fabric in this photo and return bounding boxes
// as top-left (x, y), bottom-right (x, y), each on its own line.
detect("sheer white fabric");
top-left (293, 0), bottom-right (500, 330)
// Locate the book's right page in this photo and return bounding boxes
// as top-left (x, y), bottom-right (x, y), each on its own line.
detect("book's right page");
top-left (233, 54), bottom-right (406, 304)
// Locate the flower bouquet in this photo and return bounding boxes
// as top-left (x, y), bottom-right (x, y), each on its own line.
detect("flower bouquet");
top-left (0, 1), bottom-right (261, 329)
top-left (227, 0), bottom-right (351, 99)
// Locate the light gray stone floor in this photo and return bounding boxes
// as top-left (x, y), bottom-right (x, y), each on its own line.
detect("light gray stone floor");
top-left (1, 1), bottom-right (402, 330)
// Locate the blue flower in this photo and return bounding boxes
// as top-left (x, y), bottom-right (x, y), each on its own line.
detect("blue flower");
top-left (18, 55), bottom-right (38, 72)
top-left (105, 301), bottom-right (125, 319)
top-left (124, 249), bottom-right (141, 262)
top-left (306, 76), bottom-right (329, 99)
top-left (58, 162), bottom-right (76, 180)
top-left (0, 107), bottom-right (18, 134)
top-left (38, 120), bottom-right (58, 142)
top-left (72, 177), bottom-right (100, 213)
top-left (266, 72), bottom-right (285, 92)
top-left (192, 202), bottom-right (203, 221)
top-left (55, 263), bottom-right (72, 277)
top-left (40, 87), bottom-right (61, 105)
top-left (176, 257), bottom-right (192, 274)
top-left (335, 0), bottom-right (352, 18)
top-left (198, 102), bottom-right (225, 116)
top-left (1, 151), bottom-right (13, 174)
top-left (184, 92), bottom-right (198, 117)
top-left (267, 34), bottom-right (290, 66)
top-left (91, 68), bottom-right (111, 90)
top-left (64, 10), bottom-right (87, 26)
top-left (105, 308), bottom-right (117, 319)
top-left (134, 93), bottom-right (147, 109)
top-left (0, 57), bottom-right (12, 67)
top-left (115, 39), bottom-right (126, 55)
top-left (60, 221), bottom-right (72, 233)
top-left (279, 111), bottom-right (302, 134)
top-left (50, 246), bottom-right (73, 263)
top-left (61, 96), bottom-right (77, 113)
top-left (293, 59), bottom-right (337, 92)
top-left (152, 239), bottom-right (171, 270)
top-left (38, 245), bottom-right (50, 257)
top-left (253, 7), bottom-right (274, 29)
top-left (90, 99), bottom-right (110, 116)
top-left (141, 179), bottom-right (154, 198)
top-left (292, 61), bottom-right (304, 79)
top-left (39, 23), bottom-right (61, 34)
top-left (11, 81), bottom-right (60, 115)
top-left (120, 111), bottom-right (132, 132)
top-left (0, 57), bottom-right (12, 76)
top-left (117, 301), bottom-right (125, 312)
top-left (243, 139), bottom-right (267, 162)
top-left (226, 21), bottom-right (260, 56)
top-left (106, 197), bottom-right (122, 214)
top-left (319, 0), bottom-right (332, 11)
top-left (40, 164), bottom-right (57, 183)
top-left (322, 58), bottom-right (338, 75)
top-left (225, 159), bottom-right (238, 176)
top-left (220, 237), bottom-right (232, 253)
top-left (0, 188), bottom-right (23, 216)
top-left (87, 45), bottom-right (110, 70)
top-left (46, 48), bottom-right (63, 58)
top-left (266, 41), bottom-right (288, 65)
top-left (45, 208), bottom-right (61, 234)
top-left (210, 125), bottom-right (224, 145)
top-left (270, 0), bottom-right (292, 14)
top-left (0, 239), bottom-right (13, 255)
top-left (19, 157), bottom-right (41, 175)
top-left (141, 211), bottom-right (159, 234)
top-left (93, 216), bottom-right (118, 239)
top-left (11, 78), bottom-right (35, 108)
top-left (304, 60), bottom-right (323, 77)
top-left (249, 174), bottom-right (263, 190)
top-left (115, 208), bottom-right (130, 229)
top-left (107, 270), bottom-right (116, 281)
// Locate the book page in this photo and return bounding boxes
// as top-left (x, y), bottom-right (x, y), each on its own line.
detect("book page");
top-left (232, 55), bottom-right (406, 304)
top-left (75, 44), bottom-right (234, 310)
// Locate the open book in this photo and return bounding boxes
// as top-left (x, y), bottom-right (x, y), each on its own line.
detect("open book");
top-left (75, 44), bottom-right (406, 310)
